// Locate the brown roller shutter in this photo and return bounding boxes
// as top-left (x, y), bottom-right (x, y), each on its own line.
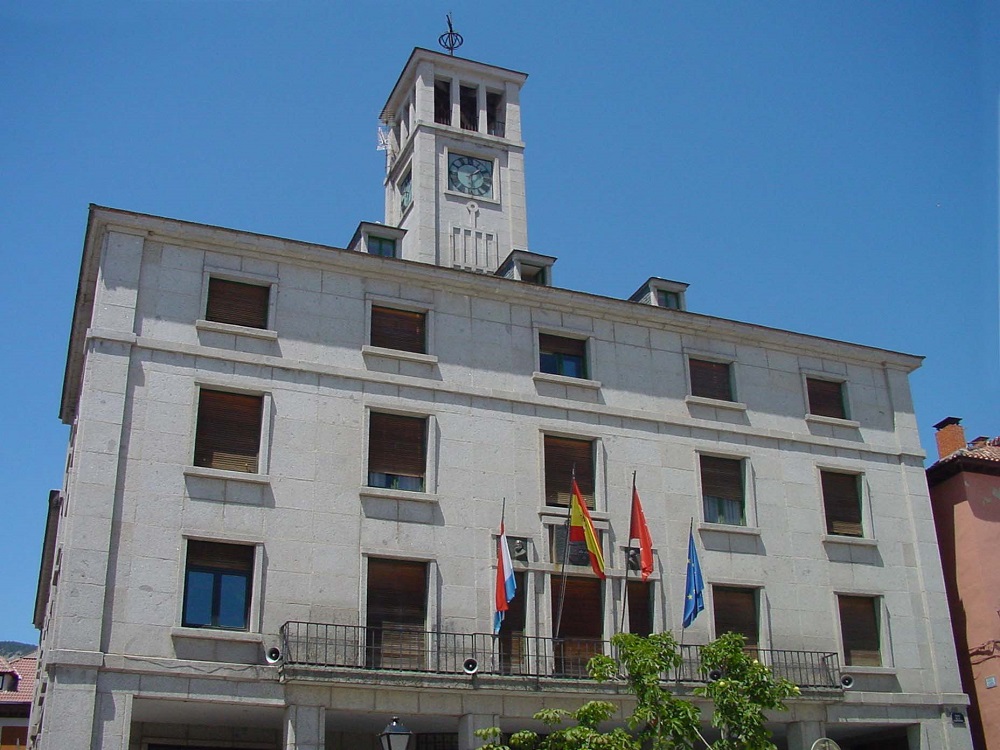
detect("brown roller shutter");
top-left (821, 471), bottom-right (863, 537)
top-left (544, 436), bottom-right (594, 507)
top-left (553, 577), bottom-right (603, 639)
top-left (368, 413), bottom-right (427, 478)
top-left (713, 586), bottom-right (758, 647)
top-left (700, 456), bottom-right (743, 502)
top-left (627, 581), bottom-right (653, 636)
top-left (807, 378), bottom-right (846, 419)
top-left (689, 359), bottom-right (733, 401)
top-left (552, 576), bottom-right (602, 676)
top-left (187, 540), bottom-right (254, 571)
top-left (539, 334), bottom-right (586, 358)
top-left (371, 306), bottom-right (427, 353)
top-left (367, 558), bottom-right (428, 670)
top-left (838, 596), bottom-right (881, 666)
top-left (205, 278), bottom-right (270, 329)
top-left (193, 390), bottom-right (263, 473)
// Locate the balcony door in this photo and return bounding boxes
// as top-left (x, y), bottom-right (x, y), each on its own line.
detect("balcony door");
top-left (367, 558), bottom-right (428, 669)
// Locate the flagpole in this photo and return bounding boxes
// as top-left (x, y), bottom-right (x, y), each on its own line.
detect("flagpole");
top-left (553, 465), bottom-right (575, 644)
top-left (679, 517), bottom-right (693, 672)
top-left (619, 470), bottom-right (637, 636)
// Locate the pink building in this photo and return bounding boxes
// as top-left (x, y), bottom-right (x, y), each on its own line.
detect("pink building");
top-left (927, 417), bottom-right (1000, 750)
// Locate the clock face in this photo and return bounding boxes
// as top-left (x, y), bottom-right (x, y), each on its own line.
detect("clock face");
top-left (448, 153), bottom-right (494, 198)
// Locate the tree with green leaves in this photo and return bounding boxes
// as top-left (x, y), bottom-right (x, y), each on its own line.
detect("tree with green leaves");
top-left (476, 631), bottom-right (800, 750)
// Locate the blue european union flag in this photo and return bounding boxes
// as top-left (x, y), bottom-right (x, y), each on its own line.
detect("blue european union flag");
top-left (682, 528), bottom-right (704, 628)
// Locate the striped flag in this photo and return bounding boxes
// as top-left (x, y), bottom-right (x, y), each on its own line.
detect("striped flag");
top-left (494, 520), bottom-right (516, 633)
top-left (570, 479), bottom-right (606, 579)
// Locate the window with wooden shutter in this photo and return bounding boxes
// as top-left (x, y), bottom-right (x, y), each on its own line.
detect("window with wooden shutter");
top-left (689, 358), bottom-right (733, 401)
top-left (838, 595), bottom-right (881, 666)
top-left (498, 571), bottom-right (527, 674)
top-left (370, 306), bottom-right (426, 353)
top-left (807, 378), bottom-right (847, 419)
top-left (713, 586), bottom-right (758, 647)
top-left (627, 581), bottom-right (653, 636)
top-left (368, 412), bottom-right (427, 491)
top-left (544, 436), bottom-right (595, 507)
top-left (539, 334), bottom-right (588, 379)
top-left (821, 471), bottom-right (863, 537)
top-left (700, 455), bottom-right (745, 526)
top-left (193, 390), bottom-right (263, 473)
top-left (367, 558), bottom-right (428, 669)
top-left (182, 540), bottom-right (254, 630)
top-left (551, 576), bottom-right (603, 676)
top-left (205, 277), bottom-right (270, 329)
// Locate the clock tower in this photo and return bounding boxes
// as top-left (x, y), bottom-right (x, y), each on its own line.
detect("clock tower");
top-left (378, 48), bottom-right (529, 272)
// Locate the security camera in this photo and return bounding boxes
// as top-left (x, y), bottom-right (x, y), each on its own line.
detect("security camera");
top-left (265, 647), bottom-right (282, 664)
top-left (840, 674), bottom-right (854, 689)
top-left (463, 657), bottom-right (479, 675)
top-left (708, 668), bottom-right (724, 681)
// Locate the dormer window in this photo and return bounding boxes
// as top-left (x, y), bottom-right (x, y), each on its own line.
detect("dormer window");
top-left (657, 289), bottom-right (681, 310)
top-left (347, 222), bottom-right (407, 260)
top-left (521, 264), bottom-right (547, 285)
top-left (630, 277), bottom-right (689, 311)
top-left (495, 249), bottom-right (557, 287)
top-left (368, 237), bottom-right (396, 259)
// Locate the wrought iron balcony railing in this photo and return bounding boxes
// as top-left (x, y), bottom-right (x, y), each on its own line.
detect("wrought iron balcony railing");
top-left (279, 621), bottom-right (842, 689)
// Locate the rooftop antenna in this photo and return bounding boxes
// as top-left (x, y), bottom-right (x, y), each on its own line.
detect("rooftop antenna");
top-left (438, 13), bottom-right (463, 55)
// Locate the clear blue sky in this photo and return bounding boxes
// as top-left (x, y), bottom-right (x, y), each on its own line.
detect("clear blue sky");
top-left (2, 2), bottom-right (997, 645)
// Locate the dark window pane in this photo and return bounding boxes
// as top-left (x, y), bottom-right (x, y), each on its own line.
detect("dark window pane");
top-left (544, 436), bottom-right (594, 507)
top-left (539, 334), bottom-right (588, 379)
top-left (217, 572), bottom-right (250, 629)
top-left (182, 571), bottom-right (214, 627)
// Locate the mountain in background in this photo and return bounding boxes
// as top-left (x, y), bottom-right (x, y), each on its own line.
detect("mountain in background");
top-left (0, 641), bottom-right (37, 659)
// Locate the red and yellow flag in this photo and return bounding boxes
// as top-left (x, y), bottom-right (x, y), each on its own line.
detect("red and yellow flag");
top-left (569, 479), bottom-right (606, 579)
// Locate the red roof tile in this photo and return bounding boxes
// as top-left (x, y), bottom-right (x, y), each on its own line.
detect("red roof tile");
top-left (0, 654), bottom-right (36, 705)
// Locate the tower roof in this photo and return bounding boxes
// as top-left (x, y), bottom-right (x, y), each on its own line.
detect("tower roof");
top-left (380, 47), bottom-right (528, 123)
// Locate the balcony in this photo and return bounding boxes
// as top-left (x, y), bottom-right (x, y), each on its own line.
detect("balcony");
top-left (279, 621), bottom-right (842, 690)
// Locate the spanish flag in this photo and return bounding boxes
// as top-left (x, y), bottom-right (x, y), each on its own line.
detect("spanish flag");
top-left (569, 479), bottom-right (606, 579)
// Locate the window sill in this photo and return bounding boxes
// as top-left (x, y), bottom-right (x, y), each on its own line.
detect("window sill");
top-left (840, 664), bottom-right (894, 675)
top-left (698, 522), bottom-right (761, 537)
top-left (362, 345), bottom-right (439, 365)
top-left (822, 535), bottom-right (877, 547)
top-left (196, 319), bottom-right (278, 341)
top-left (170, 627), bottom-right (261, 643)
top-left (444, 188), bottom-right (501, 206)
top-left (539, 507), bottom-right (610, 528)
top-left (360, 486), bottom-right (438, 504)
top-left (806, 414), bottom-right (861, 429)
top-left (532, 372), bottom-right (602, 390)
top-left (685, 395), bottom-right (748, 412)
top-left (184, 467), bottom-right (272, 485)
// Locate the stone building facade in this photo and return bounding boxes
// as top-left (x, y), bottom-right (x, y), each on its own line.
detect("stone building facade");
top-left (31, 47), bottom-right (971, 750)
top-left (927, 418), bottom-right (1000, 750)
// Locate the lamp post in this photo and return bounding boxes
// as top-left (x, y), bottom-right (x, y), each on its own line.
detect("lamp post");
top-left (378, 716), bottom-right (413, 750)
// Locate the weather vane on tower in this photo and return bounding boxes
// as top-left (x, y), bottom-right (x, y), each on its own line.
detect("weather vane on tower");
top-left (438, 13), bottom-right (463, 55)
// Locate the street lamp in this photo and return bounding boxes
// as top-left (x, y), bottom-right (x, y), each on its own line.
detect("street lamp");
top-left (378, 716), bottom-right (413, 750)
